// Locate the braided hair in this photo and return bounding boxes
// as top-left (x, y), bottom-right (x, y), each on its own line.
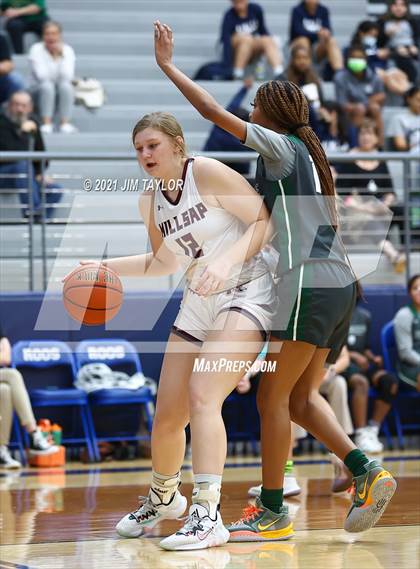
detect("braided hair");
top-left (255, 80), bottom-right (337, 225)
top-left (255, 79), bottom-right (363, 296)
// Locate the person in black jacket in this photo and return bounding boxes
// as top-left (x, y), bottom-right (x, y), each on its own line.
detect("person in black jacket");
top-left (220, 0), bottom-right (283, 80)
top-left (0, 90), bottom-right (62, 218)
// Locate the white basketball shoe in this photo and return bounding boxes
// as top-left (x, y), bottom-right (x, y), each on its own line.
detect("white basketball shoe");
top-left (159, 503), bottom-right (230, 551)
top-left (116, 490), bottom-right (187, 538)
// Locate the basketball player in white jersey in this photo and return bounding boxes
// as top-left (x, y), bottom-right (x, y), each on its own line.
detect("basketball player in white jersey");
top-left (68, 112), bottom-right (276, 550)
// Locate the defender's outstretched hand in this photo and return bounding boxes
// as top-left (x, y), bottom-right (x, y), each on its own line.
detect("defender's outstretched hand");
top-left (154, 20), bottom-right (173, 69)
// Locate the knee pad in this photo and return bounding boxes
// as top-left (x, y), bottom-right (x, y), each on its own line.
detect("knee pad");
top-left (375, 373), bottom-right (398, 404)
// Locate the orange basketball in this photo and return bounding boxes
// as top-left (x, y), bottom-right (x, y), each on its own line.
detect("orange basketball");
top-left (63, 265), bottom-right (123, 326)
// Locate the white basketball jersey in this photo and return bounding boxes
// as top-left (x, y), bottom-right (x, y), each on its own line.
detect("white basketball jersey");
top-left (153, 158), bottom-right (268, 292)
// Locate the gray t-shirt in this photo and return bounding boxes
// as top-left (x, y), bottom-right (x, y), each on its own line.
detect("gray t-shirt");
top-left (244, 123), bottom-right (296, 180)
top-left (334, 68), bottom-right (384, 106)
top-left (384, 20), bottom-right (414, 49)
top-left (394, 306), bottom-right (420, 366)
top-left (387, 110), bottom-right (420, 154)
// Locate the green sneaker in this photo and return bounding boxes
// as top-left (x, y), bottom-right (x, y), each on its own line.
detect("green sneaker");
top-left (227, 497), bottom-right (294, 542)
top-left (345, 460), bottom-right (397, 533)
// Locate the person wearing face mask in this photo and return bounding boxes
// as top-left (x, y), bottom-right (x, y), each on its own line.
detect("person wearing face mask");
top-left (378, 0), bottom-right (419, 84)
top-left (334, 45), bottom-right (385, 147)
top-left (348, 20), bottom-right (410, 96)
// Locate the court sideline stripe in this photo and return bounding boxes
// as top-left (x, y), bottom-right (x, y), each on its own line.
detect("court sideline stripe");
top-left (1, 454), bottom-right (418, 478)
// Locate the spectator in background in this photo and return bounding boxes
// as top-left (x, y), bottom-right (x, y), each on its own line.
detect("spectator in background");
top-left (220, 0), bottom-right (284, 80)
top-left (344, 304), bottom-right (399, 453)
top-left (319, 346), bottom-right (353, 493)
top-left (204, 78), bottom-right (252, 175)
top-left (336, 119), bottom-right (405, 273)
top-left (388, 85), bottom-right (420, 154)
top-left (289, 0), bottom-right (343, 76)
top-left (334, 44), bottom-right (385, 147)
top-left (378, 0), bottom-right (419, 84)
top-left (0, 90), bottom-right (62, 219)
top-left (0, 323), bottom-right (58, 468)
top-left (29, 21), bottom-right (76, 134)
top-left (349, 20), bottom-right (411, 96)
top-left (280, 44), bottom-right (348, 150)
top-left (0, 32), bottom-right (25, 104)
top-left (0, 0), bottom-right (48, 54)
top-left (394, 274), bottom-right (420, 391)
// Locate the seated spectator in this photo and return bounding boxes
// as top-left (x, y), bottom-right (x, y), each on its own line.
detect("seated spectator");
top-left (220, 0), bottom-right (283, 80)
top-left (348, 20), bottom-right (410, 96)
top-left (320, 346), bottom-right (353, 437)
top-left (377, 0), bottom-right (419, 84)
top-left (336, 118), bottom-right (406, 272)
top-left (344, 304), bottom-right (399, 453)
top-left (0, 323), bottom-right (58, 468)
top-left (0, 0), bottom-right (48, 54)
top-left (29, 21), bottom-right (76, 133)
top-left (0, 32), bottom-right (25, 104)
top-left (280, 44), bottom-right (348, 150)
top-left (0, 90), bottom-right (62, 219)
top-left (394, 274), bottom-right (420, 391)
top-left (334, 44), bottom-right (385, 147)
top-left (388, 85), bottom-right (420, 153)
top-left (289, 0), bottom-right (343, 76)
top-left (203, 78), bottom-right (252, 175)
top-left (319, 346), bottom-right (353, 492)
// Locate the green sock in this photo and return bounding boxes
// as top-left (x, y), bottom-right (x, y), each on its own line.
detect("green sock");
top-left (260, 487), bottom-right (284, 514)
top-left (344, 449), bottom-right (369, 477)
top-left (284, 460), bottom-right (294, 476)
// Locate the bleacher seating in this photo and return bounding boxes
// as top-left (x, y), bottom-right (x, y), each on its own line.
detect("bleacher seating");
top-left (6, 0), bottom-right (414, 291)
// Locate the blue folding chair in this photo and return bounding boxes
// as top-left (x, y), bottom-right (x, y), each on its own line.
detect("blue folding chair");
top-left (381, 321), bottom-right (420, 448)
top-left (12, 340), bottom-right (96, 462)
top-left (75, 339), bottom-right (154, 462)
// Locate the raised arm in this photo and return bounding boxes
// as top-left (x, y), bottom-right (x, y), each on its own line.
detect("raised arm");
top-left (154, 21), bottom-right (247, 142)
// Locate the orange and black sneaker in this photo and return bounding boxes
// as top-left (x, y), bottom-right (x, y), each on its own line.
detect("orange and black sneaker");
top-left (345, 460), bottom-right (397, 533)
top-left (227, 498), bottom-right (294, 542)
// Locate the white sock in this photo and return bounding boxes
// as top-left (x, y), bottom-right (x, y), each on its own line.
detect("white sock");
top-left (273, 65), bottom-right (284, 76)
top-left (233, 68), bottom-right (244, 79)
top-left (192, 474), bottom-right (222, 519)
top-left (150, 471), bottom-right (180, 506)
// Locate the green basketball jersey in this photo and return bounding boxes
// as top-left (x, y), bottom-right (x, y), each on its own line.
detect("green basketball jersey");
top-left (254, 134), bottom-right (348, 277)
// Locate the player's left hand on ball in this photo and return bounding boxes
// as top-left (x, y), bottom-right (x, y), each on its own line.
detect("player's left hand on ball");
top-left (61, 260), bottom-right (102, 283)
top-left (194, 258), bottom-right (233, 297)
top-left (154, 20), bottom-right (173, 68)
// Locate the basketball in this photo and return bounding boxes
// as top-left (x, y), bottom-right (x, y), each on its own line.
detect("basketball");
top-left (62, 265), bottom-right (123, 326)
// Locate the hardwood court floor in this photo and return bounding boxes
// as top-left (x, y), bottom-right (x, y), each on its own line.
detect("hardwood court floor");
top-left (0, 452), bottom-right (419, 569)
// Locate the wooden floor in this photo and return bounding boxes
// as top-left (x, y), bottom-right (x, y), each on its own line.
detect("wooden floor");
top-left (0, 452), bottom-right (419, 569)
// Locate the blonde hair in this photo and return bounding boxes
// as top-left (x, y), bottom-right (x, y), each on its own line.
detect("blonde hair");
top-left (132, 112), bottom-right (187, 157)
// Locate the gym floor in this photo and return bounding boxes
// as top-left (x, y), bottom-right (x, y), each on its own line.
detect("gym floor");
top-left (0, 451), bottom-right (419, 569)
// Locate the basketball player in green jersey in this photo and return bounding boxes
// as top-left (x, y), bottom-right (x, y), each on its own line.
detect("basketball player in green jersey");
top-left (154, 21), bottom-right (396, 540)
